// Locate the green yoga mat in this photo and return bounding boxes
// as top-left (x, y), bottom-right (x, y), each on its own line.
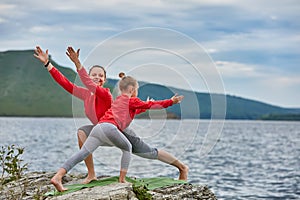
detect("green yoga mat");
top-left (45, 176), bottom-right (186, 196)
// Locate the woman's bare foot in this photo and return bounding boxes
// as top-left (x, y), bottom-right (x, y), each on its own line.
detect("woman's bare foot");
top-left (179, 164), bottom-right (189, 181)
top-left (51, 176), bottom-right (68, 192)
top-left (82, 176), bottom-right (97, 184)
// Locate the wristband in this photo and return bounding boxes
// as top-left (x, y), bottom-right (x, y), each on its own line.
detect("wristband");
top-left (44, 60), bottom-right (50, 67)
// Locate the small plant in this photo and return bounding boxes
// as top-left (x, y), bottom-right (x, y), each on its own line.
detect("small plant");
top-left (33, 185), bottom-right (51, 200)
top-left (132, 180), bottom-right (153, 200)
top-left (0, 144), bottom-right (28, 184)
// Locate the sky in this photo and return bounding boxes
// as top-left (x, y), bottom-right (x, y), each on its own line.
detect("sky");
top-left (1, 0), bottom-right (300, 108)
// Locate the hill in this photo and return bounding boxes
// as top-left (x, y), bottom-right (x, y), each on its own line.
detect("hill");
top-left (0, 50), bottom-right (80, 117)
top-left (0, 50), bottom-right (299, 119)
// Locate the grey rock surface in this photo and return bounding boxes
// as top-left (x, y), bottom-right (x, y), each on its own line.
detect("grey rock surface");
top-left (0, 172), bottom-right (217, 200)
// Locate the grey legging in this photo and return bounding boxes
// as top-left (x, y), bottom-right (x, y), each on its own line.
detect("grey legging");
top-left (122, 128), bottom-right (158, 159)
top-left (79, 125), bottom-right (158, 159)
top-left (62, 123), bottom-right (132, 172)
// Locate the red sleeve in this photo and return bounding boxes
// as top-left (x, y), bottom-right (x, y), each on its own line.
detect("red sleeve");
top-left (129, 97), bottom-right (173, 114)
top-left (77, 67), bottom-right (111, 98)
top-left (49, 67), bottom-right (89, 100)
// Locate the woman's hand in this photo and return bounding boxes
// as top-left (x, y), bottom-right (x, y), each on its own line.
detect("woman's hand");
top-left (171, 93), bottom-right (184, 104)
top-left (66, 46), bottom-right (82, 70)
top-left (34, 46), bottom-right (49, 65)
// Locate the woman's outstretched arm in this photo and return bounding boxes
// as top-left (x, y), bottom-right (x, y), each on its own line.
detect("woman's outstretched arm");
top-left (34, 46), bottom-right (88, 100)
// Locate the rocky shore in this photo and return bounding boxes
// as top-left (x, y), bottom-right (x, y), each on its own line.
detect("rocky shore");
top-left (0, 172), bottom-right (217, 200)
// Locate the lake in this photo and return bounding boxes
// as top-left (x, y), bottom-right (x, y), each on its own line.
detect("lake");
top-left (0, 117), bottom-right (299, 199)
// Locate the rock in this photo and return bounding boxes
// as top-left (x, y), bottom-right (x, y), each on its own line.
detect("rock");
top-left (150, 184), bottom-right (217, 200)
top-left (48, 183), bottom-right (138, 200)
top-left (0, 172), bottom-right (217, 200)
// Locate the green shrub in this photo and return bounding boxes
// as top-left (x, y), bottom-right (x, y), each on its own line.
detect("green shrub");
top-left (132, 180), bottom-right (153, 200)
top-left (0, 144), bottom-right (28, 184)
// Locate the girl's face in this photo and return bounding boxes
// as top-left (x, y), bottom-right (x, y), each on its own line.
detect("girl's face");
top-left (132, 86), bottom-right (139, 97)
top-left (89, 67), bottom-right (106, 86)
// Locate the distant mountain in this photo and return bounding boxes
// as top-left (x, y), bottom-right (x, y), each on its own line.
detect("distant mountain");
top-left (107, 79), bottom-right (300, 120)
top-left (1, 50), bottom-right (299, 120)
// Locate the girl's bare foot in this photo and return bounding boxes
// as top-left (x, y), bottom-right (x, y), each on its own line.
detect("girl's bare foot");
top-left (82, 176), bottom-right (97, 184)
top-left (119, 169), bottom-right (128, 183)
top-left (51, 177), bottom-right (68, 192)
top-left (179, 165), bottom-right (189, 181)
top-left (119, 179), bottom-right (129, 183)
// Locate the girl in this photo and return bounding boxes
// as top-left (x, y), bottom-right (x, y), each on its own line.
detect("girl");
top-left (50, 69), bottom-right (184, 192)
top-left (66, 47), bottom-right (188, 182)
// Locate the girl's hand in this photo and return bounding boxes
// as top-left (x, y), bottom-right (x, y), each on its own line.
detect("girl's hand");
top-left (171, 93), bottom-right (184, 104)
top-left (34, 46), bottom-right (49, 65)
top-left (147, 96), bottom-right (155, 101)
top-left (66, 46), bottom-right (82, 70)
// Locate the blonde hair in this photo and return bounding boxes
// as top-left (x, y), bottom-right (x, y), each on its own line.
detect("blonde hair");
top-left (118, 72), bottom-right (138, 91)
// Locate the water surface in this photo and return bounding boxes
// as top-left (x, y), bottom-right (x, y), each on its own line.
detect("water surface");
top-left (0, 117), bottom-right (299, 199)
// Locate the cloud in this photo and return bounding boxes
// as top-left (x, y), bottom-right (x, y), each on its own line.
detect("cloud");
top-left (0, 0), bottom-right (299, 107)
top-left (0, 17), bottom-right (6, 23)
top-left (250, 75), bottom-right (300, 107)
top-left (258, 74), bottom-right (300, 90)
top-left (216, 61), bottom-right (259, 78)
top-left (29, 26), bottom-right (64, 33)
top-left (210, 29), bottom-right (299, 52)
top-left (215, 60), bottom-right (300, 107)
top-left (0, 3), bottom-right (16, 14)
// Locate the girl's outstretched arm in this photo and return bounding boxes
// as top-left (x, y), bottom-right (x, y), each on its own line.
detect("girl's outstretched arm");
top-left (132, 94), bottom-right (184, 114)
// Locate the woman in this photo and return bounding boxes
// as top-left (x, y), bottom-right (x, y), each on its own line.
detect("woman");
top-left (34, 46), bottom-right (111, 184)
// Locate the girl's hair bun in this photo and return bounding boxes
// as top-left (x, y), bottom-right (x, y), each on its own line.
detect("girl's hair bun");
top-left (119, 72), bottom-right (125, 78)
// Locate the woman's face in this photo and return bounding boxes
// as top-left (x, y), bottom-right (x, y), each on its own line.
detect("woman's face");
top-left (89, 67), bottom-right (106, 86)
